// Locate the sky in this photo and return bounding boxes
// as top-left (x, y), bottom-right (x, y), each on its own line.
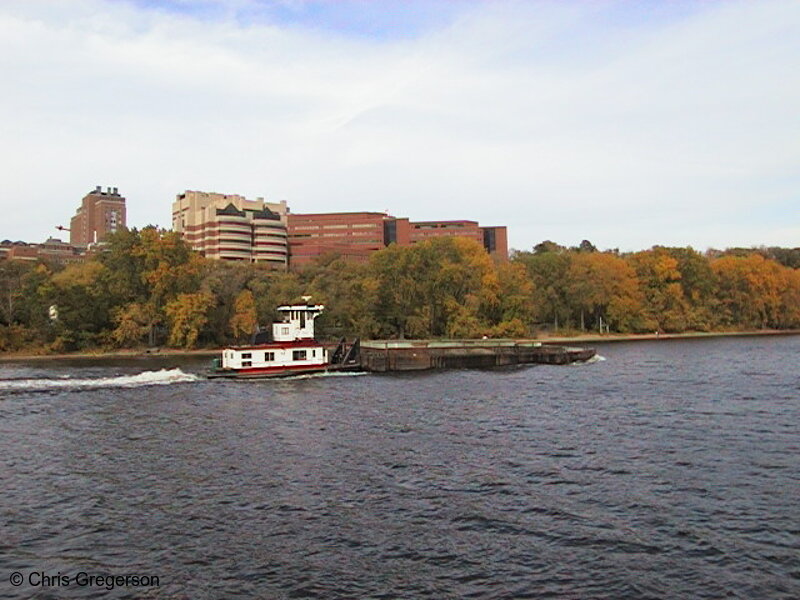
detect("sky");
top-left (1, 0), bottom-right (798, 252)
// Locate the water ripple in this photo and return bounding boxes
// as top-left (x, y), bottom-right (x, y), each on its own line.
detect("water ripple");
top-left (1, 337), bottom-right (799, 598)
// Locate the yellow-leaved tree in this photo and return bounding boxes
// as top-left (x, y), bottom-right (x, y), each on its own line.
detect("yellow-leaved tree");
top-left (229, 289), bottom-right (258, 341)
top-left (165, 292), bottom-right (214, 348)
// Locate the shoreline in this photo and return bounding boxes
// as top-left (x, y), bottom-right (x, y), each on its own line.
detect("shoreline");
top-left (535, 329), bottom-right (800, 344)
top-left (1, 329), bottom-right (798, 362)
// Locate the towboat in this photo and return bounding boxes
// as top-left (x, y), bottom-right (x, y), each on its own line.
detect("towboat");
top-left (207, 302), bottom-right (360, 379)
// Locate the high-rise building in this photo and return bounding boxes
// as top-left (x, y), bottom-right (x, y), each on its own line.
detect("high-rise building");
top-left (172, 190), bottom-right (288, 270)
top-left (69, 186), bottom-right (126, 247)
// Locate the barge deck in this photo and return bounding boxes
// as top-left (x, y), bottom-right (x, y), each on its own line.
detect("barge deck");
top-left (358, 340), bottom-right (595, 372)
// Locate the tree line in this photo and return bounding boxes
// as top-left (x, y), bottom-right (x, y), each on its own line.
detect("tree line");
top-left (1, 228), bottom-right (799, 352)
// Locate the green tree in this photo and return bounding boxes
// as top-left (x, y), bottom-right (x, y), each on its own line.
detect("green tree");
top-left (514, 250), bottom-right (572, 330)
top-left (48, 261), bottom-right (112, 349)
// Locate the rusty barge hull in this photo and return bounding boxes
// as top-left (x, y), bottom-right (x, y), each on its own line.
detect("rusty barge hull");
top-left (358, 340), bottom-right (595, 372)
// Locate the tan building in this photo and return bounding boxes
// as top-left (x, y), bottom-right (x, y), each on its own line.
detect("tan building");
top-left (70, 186), bottom-right (126, 247)
top-left (172, 190), bottom-right (288, 269)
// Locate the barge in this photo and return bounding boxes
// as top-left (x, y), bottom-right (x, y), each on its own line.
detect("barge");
top-left (359, 339), bottom-right (596, 371)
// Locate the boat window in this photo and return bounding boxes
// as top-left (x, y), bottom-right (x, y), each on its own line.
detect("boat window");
top-left (312, 349), bottom-right (315, 357)
top-left (242, 361), bottom-right (251, 367)
top-left (264, 351), bottom-right (275, 362)
top-left (292, 350), bottom-right (307, 361)
top-left (300, 311), bottom-right (306, 329)
top-left (241, 352), bottom-right (252, 359)
top-left (282, 327), bottom-right (289, 335)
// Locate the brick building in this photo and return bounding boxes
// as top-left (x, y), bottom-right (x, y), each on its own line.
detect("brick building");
top-left (287, 212), bottom-right (508, 269)
top-left (172, 191), bottom-right (288, 270)
top-left (0, 238), bottom-right (84, 264)
top-left (70, 186), bottom-right (126, 247)
top-left (287, 212), bottom-right (390, 268)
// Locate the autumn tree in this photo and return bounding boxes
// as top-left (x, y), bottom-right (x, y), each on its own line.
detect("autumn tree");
top-left (628, 247), bottom-right (689, 332)
top-left (491, 261), bottom-right (535, 337)
top-left (712, 254), bottom-right (789, 329)
top-left (111, 303), bottom-right (156, 347)
top-left (567, 252), bottom-right (649, 332)
top-left (369, 237), bottom-right (496, 338)
top-left (165, 292), bottom-right (214, 348)
top-left (229, 289), bottom-right (258, 341)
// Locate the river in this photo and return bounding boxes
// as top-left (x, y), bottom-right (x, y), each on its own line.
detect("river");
top-left (1, 336), bottom-right (798, 599)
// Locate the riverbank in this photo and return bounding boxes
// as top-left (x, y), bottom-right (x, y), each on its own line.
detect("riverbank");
top-left (535, 328), bottom-right (800, 344)
top-left (2, 329), bottom-right (799, 362)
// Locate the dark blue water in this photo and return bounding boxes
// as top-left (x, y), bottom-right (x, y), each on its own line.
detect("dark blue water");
top-left (1, 336), bottom-right (799, 599)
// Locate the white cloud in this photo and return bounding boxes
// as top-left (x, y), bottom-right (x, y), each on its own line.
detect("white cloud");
top-left (0, 0), bottom-right (797, 251)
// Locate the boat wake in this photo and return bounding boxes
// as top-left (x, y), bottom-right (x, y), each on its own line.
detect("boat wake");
top-left (568, 354), bottom-right (606, 366)
top-left (229, 370), bottom-right (368, 382)
top-left (0, 368), bottom-right (201, 393)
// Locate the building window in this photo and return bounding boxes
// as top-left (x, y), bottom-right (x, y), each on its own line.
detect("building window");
top-left (292, 350), bottom-right (307, 361)
top-left (264, 351), bottom-right (275, 362)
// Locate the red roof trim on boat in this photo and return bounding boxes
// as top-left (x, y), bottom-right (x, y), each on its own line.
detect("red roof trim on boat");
top-left (227, 340), bottom-right (319, 351)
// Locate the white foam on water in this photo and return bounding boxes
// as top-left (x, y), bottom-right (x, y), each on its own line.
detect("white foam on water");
top-left (584, 354), bottom-right (606, 364)
top-left (566, 354), bottom-right (607, 366)
top-left (274, 370), bottom-right (368, 381)
top-left (0, 368), bottom-right (200, 392)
